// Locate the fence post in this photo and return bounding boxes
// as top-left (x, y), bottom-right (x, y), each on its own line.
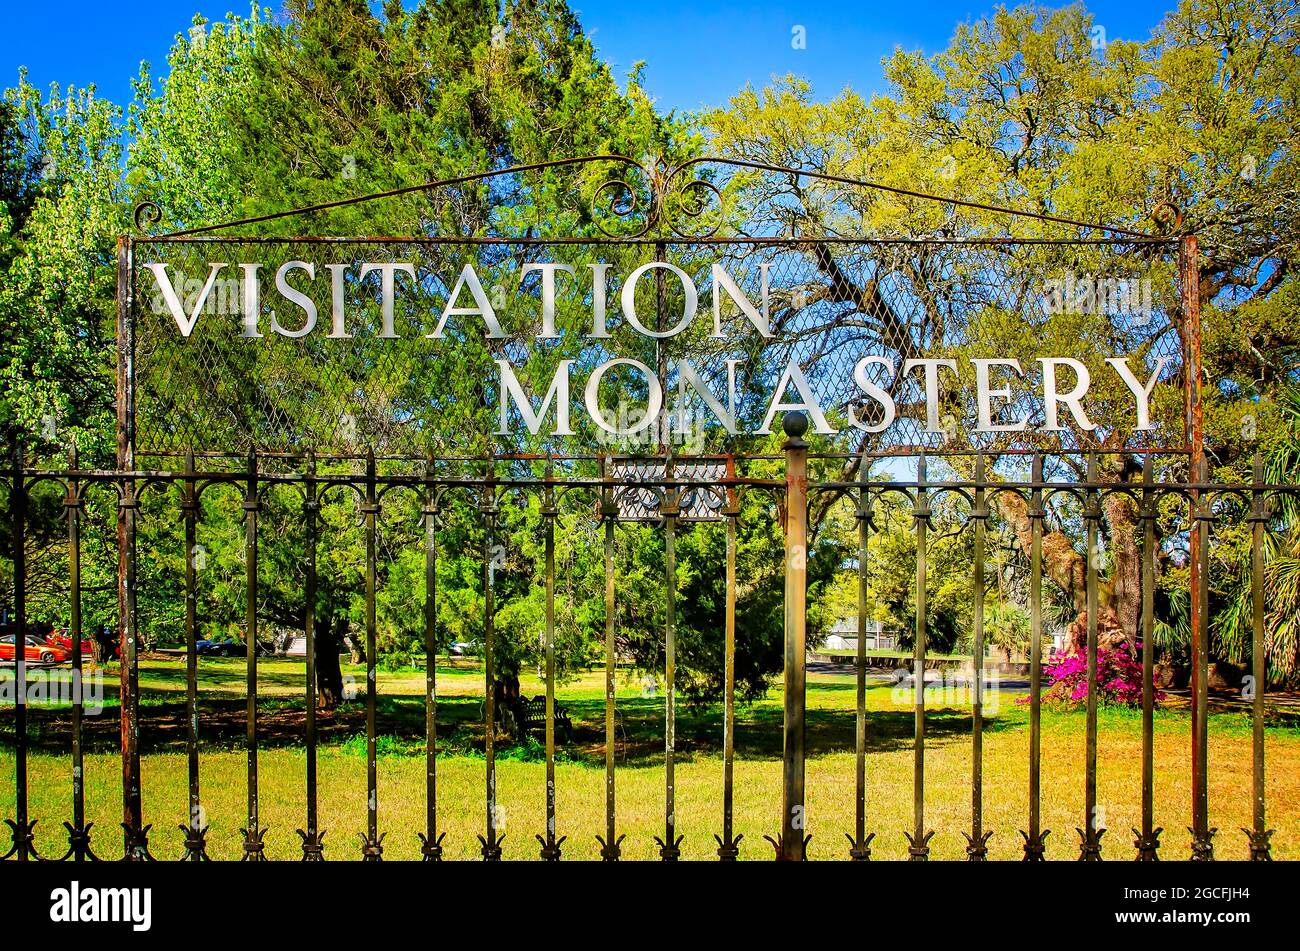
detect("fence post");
top-left (779, 411), bottom-right (809, 860)
top-left (598, 456), bottom-right (622, 861)
top-left (181, 446), bottom-right (207, 861)
top-left (241, 449), bottom-right (265, 861)
top-left (9, 437), bottom-right (31, 861)
top-left (119, 454), bottom-right (146, 860)
top-left (301, 448), bottom-right (324, 860)
top-left (1247, 450), bottom-right (1273, 860)
top-left (1181, 233), bottom-right (1215, 861)
top-left (115, 234), bottom-right (148, 861)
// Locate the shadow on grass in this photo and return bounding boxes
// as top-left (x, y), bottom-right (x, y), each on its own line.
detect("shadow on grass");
top-left (0, 689), bottom-right (1015, 767)
top-left (5, 658), bottom-right (1295, 764)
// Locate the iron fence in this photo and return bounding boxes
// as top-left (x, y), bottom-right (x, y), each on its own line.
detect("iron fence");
top-left (0, 436), bottom-right (1290, 861)
top-left (1, 156), bottom-right (1281, 861)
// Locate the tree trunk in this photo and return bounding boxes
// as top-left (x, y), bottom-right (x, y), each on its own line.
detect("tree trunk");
top-left (989, 454), bottom-right (1142, 656)
top-left (315, 614), bottom-right (345, 709)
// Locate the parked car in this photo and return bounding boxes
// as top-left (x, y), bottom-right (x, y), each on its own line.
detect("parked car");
top-left (0, 633), bottom-right (71, 666)
top-left (195, 637), bottom-right (274, 657)
top-left (196, 638), bottom-right (240, 656)
top-left (45, 629), bottom-right (75, 653)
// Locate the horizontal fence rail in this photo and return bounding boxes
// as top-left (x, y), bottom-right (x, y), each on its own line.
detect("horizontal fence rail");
top-left (0, 437), bottom-right (1290, 861)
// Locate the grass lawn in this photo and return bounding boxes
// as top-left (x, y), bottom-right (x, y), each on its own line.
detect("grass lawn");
top-left (3, 656), bottom-right (1298, 860)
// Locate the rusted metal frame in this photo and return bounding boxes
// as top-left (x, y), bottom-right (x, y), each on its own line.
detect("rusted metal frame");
top-left (143, 449), bottom-right (771, 463)
top-left (717, 456), bottom-right (741, 860)
top-left (145, 155), bottom-right (646, 237)
top-left (907, 454), bottom-right (933, 861)
top-left (146, 235), bottom-right (1172, 247)
top-left (299, 450), bottom-right (324, 860)
top-left (1079, 454), bottom-right (1104, 860)
top-left (1246, 452), bottom-right (1273, 860)
top-left (597, 459), bottom-right (622, 860)
top-left (1021, 454), bottom-right (1048, 860)
top-left (538, 459), bottom-right (563, 861)
top-left (180, 448), bottom-right (207, 860)
top-left (240, 450), bottom-right (266, 861)
top-left (1182, 234), bottom-right (1215, 861)
top-left (848, 455), bottom-right (874, 860)
top-left (120, 465), bottom-right (148, 861)
top-left (4, 439), bottom-right (34, 861)
top-left (656, 487), bottom-right (682, 860)
top-left (142, 153), bottom-right (1159, 242)
top-left (117, 236), bottom-right (149, 862)
top-left (479, 479), bottom-right (503, 861)
top-left (670, 155), bottom-right (1158, 240)
top-left (419, 455), bottom-right (443, 861)
top-left (1135, 458), bottom-right (1161, 860)
top-left (967, 454), bottom-right (990, 860)
top-left (95, 466), bottom-right (782, 493)
top-left (360, 450), bottom-right (384, 861)
top-left (64, 441), bottom-right (97, 861)
top-left (1190, 452), bottom-right (1215, 860)
top-left (767, 413), bottom-right (811, 860)
top-left (656, 256), bottom-right (675, 860)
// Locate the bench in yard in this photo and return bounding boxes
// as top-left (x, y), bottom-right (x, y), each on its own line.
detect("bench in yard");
top-left (518, 695), bottom-right (574, 744)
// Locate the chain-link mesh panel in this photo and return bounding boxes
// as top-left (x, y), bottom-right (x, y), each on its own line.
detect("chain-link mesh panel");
top-left (130, 237), bottom-right (1184, 459)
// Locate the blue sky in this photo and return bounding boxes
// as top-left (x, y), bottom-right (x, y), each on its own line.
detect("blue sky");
top-left (2, 0), bottom-right (1180, 114)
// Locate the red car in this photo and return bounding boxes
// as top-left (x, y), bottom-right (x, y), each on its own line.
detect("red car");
top-left (45, 630), bottom-right (75, 653)
top-left (0, 633), bottom-right (71, 665)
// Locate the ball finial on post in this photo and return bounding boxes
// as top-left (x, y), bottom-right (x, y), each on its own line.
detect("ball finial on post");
top-left (782, 411), bottom-right (809, 443)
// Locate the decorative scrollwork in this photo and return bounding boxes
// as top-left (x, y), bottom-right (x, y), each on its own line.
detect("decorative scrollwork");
top-left (904, 828), bottom-right (935, 861)
top-left (240, 824), bottom-right (268, 861)
top-left (654, 831), bottom-right (685, 861)
top-left (1019, 828), bottom-right (1050, 861)
top-left (55, 821), bottom-right (101, 862)
top-left (964, 829), bottom-right (993, 861)
top-left (1152, 200), bottom-right (1184, 235)
top-left (478, 828), bottom-right (505, 861)
top-left (714, 832), bottom-right (743, 861)
top-left (1133, 826), bottom-right (1163, 861)
top-left (846, 830), bottom-right (875, 861)
top-left (1242, 827), bottom-right (1273, 861)
top-left (1189, 826), bottom-right (1217, 861)
top-left (596, 832), bottom-right (625, 861)
top-left (298, 827), bottom-right (327, 861)
top-left (417, 830), bottom-right (444, 862)
top-left (122, 822), bottom-right (155, 862)
top-left (133, 201), bottom-right (162, 234)
top-left (179, 821), bottom-right (210, 861)
top-left (536, 833), bottom-right (566, 861)
top-left (590, 167), bottom-right (656, 239)
top-left (587, 157), bottom-right (727, 239)
top-left (2, 818), bottom-right (42, 861)
top-left (764, 831), bottom-right (811, 861)
top-left (1077, 824), bottom-right (1106, 861)
top-left (665, 176), bottom-right (724, 239)
top-left (608, 459), bottom-right (728, 521)
top-left (358, 830), bottom-right (386, 861)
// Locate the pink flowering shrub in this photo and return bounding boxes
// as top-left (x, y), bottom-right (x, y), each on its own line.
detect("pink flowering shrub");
top-left (1034, 642), bottom-right (1162, 708)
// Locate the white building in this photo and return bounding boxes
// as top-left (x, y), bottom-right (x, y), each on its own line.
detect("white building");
top-left (823, 617), bottom-right (896, 653)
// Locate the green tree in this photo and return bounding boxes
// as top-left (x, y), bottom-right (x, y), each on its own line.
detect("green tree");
top-left (705, 0), bottom-right (1300, 665)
